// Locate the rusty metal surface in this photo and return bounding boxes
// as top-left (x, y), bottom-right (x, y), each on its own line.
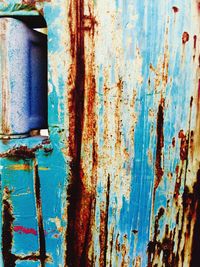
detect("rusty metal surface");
top-left (0, 0), bottom-right (199, 266)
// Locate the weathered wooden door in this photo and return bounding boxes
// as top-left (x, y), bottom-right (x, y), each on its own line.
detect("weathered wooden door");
top-left (0, 1), bottom-right (199, 266)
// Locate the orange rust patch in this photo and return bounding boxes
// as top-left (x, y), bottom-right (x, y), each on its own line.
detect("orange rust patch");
top-left (0, 145), bottom-right (43, 160)
top-left (178, 130), bottom-right (188, 161)
top-left (198, 1), bottom-right (200, 13)
top-left (193, 35), bottom-right (197, 49)
top-left (172, 137), bottom-right (176, 148)
top-left (8, 164), bottom-right (32, 171)
top-left (182, 32), bottom-right (190, 44)
top-left (115, 233), bottom-right (121, 253)
top-left (173, 165), bottom-right (182, 201)
top-left (134, 256), bottom-right (141, 267)
top-left (172, 6), bottom-right (179, 13)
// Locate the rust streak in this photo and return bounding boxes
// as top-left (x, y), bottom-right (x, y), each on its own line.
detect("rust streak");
top-left (193, 35), bottom-right (197, 50)
top-left (133, 256), bottom-right (141, 267)
top-left (148, 163), bottom-right (200, 266)
top-left (0, 145), bottom-right (42, 160)
top-left (172, 137), bottom-right (175, 148)
top-left (173, 165), bottom-right (182, 201)
top-left (66, 0), bottom-right (97, 266)
top-left (65, 0), bottom-right (86, 263)
top-left (198, 1), bottom-right (200, 13)
top-left (121, 242), bottom-right (128, 267)
top-left (154, 99), bottom-right (165, 190)
top-left (147, 207), bottom-right (165, 266)
top-left (99, 174), bottom-right (110, 267)
top-left (175, 168), bottom-right (200, 265)
top-left (178, 130), bottom-right (188, 161)
top-left (115, 233), bottom-right (121, 253)
top-left (147, 208), bottom-right (177, 267)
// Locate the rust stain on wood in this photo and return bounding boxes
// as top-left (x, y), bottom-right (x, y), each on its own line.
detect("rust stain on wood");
top-left (148, 89), bottom-right (200, 265)
top-left (66, 0), bottom-right (97, 266)
top-left (172, 137), bottom-right (176, 148)
top-left (182, 32), bottom-right (190, 44)
top-left (0, 143), bottom-right (51, 160)
top-left (99, 174), bottom-right (110, 266)
top-left (147, 207), bottom-right (165, 266)
top-left (172, 6), bottom-right (179, 13)
top-left (178, 130), bottom-right (188, 161)
top-left (193, 35), bottom-right (197, 50)
top-left (154, 99), bottom-right (165, 191)
top-left (0, 145), bottom-right (41, 159)
top-left (173, 165), bottom-right (183, 202)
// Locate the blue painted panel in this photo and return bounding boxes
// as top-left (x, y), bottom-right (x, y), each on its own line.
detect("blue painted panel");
top-left (0, 1), bottom-right (199, 267)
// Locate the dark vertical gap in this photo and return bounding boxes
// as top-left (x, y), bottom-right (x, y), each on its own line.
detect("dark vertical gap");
top-left (66, 0), bottom-right (85, 266)
top-left (33, 159), bottom-right (47, 267)
top-left (80, 198), bottom-right (93, 266)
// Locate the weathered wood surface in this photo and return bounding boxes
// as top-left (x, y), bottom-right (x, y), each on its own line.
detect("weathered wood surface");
top-left (0, 0), bottom-right (199, 266)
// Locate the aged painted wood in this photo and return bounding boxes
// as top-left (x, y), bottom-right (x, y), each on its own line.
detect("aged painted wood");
top-left (0, 0), bottom-right (199, 266)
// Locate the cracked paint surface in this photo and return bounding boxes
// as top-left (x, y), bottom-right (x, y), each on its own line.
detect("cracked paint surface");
top-left (0, 0), bottom-right (199, 266)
